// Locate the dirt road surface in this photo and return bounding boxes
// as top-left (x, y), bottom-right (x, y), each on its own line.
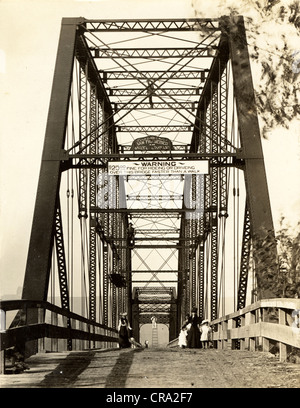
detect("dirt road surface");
top-left (1, 347), bottom-right (299, 388)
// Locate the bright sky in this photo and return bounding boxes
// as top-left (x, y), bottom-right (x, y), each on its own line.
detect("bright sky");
top-left (0, 0), bottom-right (299, 299)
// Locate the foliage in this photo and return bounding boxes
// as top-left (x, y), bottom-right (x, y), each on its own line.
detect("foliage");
top-left (192, 0), bottom-right (300, 138)
top-left (252, 217), bottom-right (300, 298)
top-left (247, 1), bottom-right (300, 137)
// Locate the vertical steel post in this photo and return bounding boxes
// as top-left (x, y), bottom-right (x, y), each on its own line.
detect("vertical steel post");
top-left (89, 84), bottom-right (98, 328)
top-left (237, 204), bottom-right (251, 310)
top-left (224, 16), bottom-right (277, 294)
top-left (22, 19), bottom-right (80, 304)
top-left (210, 82), bottom-right (219, 321)
top-left (54, 199), bottom-right (72, 350)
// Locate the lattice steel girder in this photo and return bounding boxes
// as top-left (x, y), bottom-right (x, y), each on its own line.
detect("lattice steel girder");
top-left (135, 287), bottom-right (174, 294)
top-left (91, 208), bottom-right (197, 213)
top-left (111, 237), bottom-right (191, 241)
top-left (126, 195), bottom-right (183, 201)
top-left (127, 245), bottom-right (183, 249)
top-left (54, 200), bottom-right (70, 311)
top-left (237, 203), bottom-right (251, 310)
top-left (99, 70), bottom-right (208, 81)
top-left (91, 47), bottom-right (217, 59)
top-left (116, 125), bottom-right (193, 133)
top-left (189, 28), bottom-right (229, 153)
top-left (139, 314), bottom-right (170, 325)
top-left (83, 18), bottom-right (220, 32)
top-left (76, 33), bottom-right (113, 118)
top-left (210, 82), bottom-right (219, 321)
top-left (54, 199), bottom-right (72, 350)
top-left (226, 16), bottom-right (276, 254)
top-left (109, 88), bottom-right (201, 97)
top-left (113, 102), bottom-right (199, 111)
top-left (120, 145), bottom-right (191, 152)
top-left (219, 67), bottom-right (228, 213)
top-left (88, 85), bottom-right (98, 322)
top-left (139, 307), bottom-right (173, 314)
top-left (129, 270), bottom-right (183, 273)
top-left (137, 299), bottom-right (176, 304)
top-left (78, 61), bottom-right (88, 217)
top-left (22, 19), bottom-right (79, 302)
top-left (136, 229), bottom-right (180, 234)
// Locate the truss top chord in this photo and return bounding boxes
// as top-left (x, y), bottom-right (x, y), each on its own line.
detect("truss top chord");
top-left (81, 18), bottom-right (221, 32)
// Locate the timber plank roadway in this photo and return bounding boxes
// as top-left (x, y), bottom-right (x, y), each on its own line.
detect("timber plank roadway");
top-left (0, 348), bottom-right (299, 388)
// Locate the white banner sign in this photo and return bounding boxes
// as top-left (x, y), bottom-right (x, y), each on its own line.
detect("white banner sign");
top-left (108, 160), bottom-right (209, 175)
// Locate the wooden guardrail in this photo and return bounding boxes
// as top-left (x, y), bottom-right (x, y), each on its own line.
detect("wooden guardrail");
top-left (0, 299), bottom-right (119, 374)
top-left (212, 298), bottom-right (300, 362)
top-left (168, 298), bottom-right (300, 362)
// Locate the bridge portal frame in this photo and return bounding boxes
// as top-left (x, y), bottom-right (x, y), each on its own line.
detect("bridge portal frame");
top-left (20, 17), bottom-right (276, 344)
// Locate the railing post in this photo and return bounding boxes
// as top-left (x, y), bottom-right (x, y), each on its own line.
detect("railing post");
top-left (0, 309), bottom-right (6, 333)
top-left (51, 312), bottom-right (58, 352)
top-left (279, 308), bottom-right (287, 362)
top-left (85, 322), bottom-right (89, 350)
top-left (222, 319), bottom-right (228, 350)
top-left (96, 326), bottom-right (101, 349)
top-left (62, 315), bottom-right (68, 351)
top-left (71, 319), bottom-right (77, 350)
top-left (79, 320), bottom-right (84, 350)
top-left (261, 307), bottom-right (269, 352)
top-left (91, 325), bottom-right (96, 349)
top-left (231, 318), bottom-right (237, 350)
top-left (249, 310), bottom-right (256, 351)
top-left (217, 321), bottom-right (222, 349)
top-left (38, 307), bottom-right (46, 353)
top-left (0, 309), bottom-right (6, 374)
top-left (239, 315), bottom-right (245, 350)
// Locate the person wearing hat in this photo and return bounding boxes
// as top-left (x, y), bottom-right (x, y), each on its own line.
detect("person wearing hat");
top-left (186, 307), bottom-right (202, 348)
top-left (118, 312), bottom-right (132, 349)
top-left (200, 319), bottom-right (211, 349)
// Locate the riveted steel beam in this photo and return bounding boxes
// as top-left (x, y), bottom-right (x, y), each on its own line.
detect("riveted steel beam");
top-left (225, 15), bottom-right (277, 292)
top-left (83, 18), bottom-right (220, 32)
top-left (116, 125), bottom-right (193, 133)
top-left (99, 70), bottom-right (208, 81)
top-left (22, 19), bottom-right (79, 303)
top-left (109, 88), bottom-right (201, 97)
top-left (91, 47), bottom-right (217, 59)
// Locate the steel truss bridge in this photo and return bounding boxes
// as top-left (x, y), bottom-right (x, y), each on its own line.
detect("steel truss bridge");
top-left (1, 17), bottom-right (299, 372)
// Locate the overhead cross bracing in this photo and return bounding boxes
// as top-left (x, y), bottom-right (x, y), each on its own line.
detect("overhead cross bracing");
top-left (77, 16), bottom-right (231, 324)
top-left (21, 16), bottom-right (276, 346)
top-left (69, 16), bottom-right (223, 325)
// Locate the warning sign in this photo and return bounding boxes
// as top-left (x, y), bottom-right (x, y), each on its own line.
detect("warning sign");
top-left (108, 160), bottom-right (209, 175)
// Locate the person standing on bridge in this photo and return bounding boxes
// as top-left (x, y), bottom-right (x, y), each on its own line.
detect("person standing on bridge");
top-left (178, 327), bottom-right (188, 348)
top-left (127, 222), bottom-right (135, 248)
top-left (186, 307), bottom-right (202, 348)
top-left (147, 79), bottom-right (155, 108)
top-left (182, 313), bottom-right (190, 329)
top-left (200, 319), bottom-right (211, 349)
top-left (118, 312), bottom-right (132, 349)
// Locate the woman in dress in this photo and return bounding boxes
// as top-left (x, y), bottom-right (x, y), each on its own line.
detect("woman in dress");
top-left (178, 327), bottom-right (188, 348)
top-left (200, 319), bottom-right (211, 349)
top-left (186, 307), bottom-right (201, 348)
top-left (118, 312), bottom-right (132, 349)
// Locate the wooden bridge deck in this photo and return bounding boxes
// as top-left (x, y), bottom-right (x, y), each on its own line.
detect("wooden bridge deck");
top-left (0, 347), bottom-right (299, 389)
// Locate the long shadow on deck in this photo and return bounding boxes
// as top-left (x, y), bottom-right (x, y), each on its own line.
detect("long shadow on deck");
top-left (105, 349), bottom-right (144, 388)
top-left (37, 348), bottom-right (144, 388)
top-left (39, 351), bottom-right (96, 388)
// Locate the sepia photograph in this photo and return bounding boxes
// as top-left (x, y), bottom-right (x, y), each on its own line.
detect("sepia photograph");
top-left (0, 0), bottom-right (299, 391)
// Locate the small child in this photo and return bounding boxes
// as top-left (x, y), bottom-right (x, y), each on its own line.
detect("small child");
top-left (178, 327), bottom-right (188, 348)
top-left (200, 319), bottom-right (211, 349)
